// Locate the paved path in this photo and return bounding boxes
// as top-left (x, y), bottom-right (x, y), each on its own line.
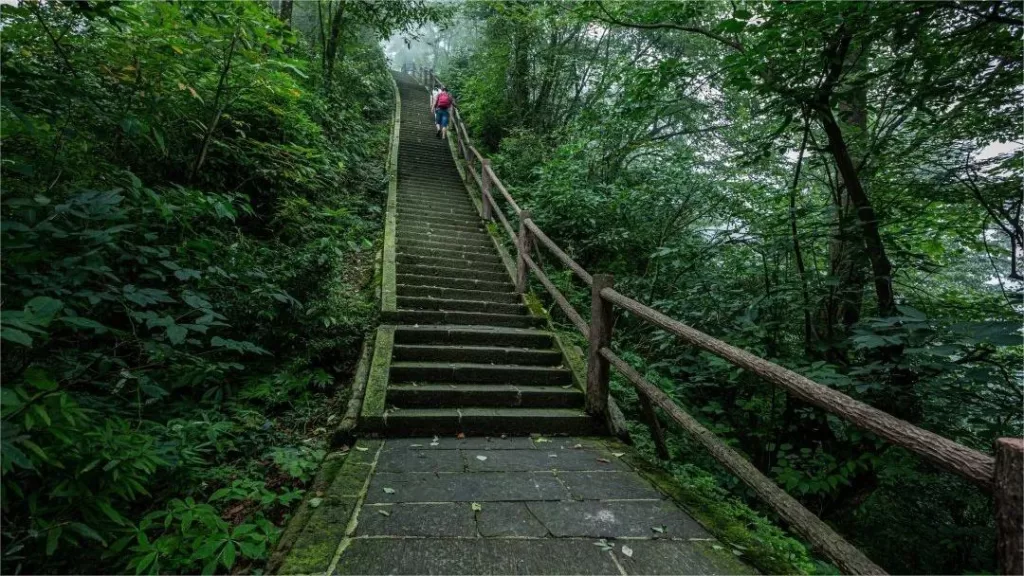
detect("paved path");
top-left (279, 436), bottom-right (751, 575)
top-left (273, 74), bottom-right (751, 575)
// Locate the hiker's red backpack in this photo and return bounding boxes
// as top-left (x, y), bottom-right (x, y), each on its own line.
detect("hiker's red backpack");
top-left (436, 92), bottom-right (452, 109)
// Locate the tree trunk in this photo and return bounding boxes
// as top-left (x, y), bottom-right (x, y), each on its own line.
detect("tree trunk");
top-left (323, 0), bottom-right (347, 93)
top-left (279, 0), bottom-right (293, 26)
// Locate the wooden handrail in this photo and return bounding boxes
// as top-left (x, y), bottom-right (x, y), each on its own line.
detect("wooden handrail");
top-left (525, 220), bottom-right (593, 286)
top-left (600, 346), bottom-right (886, 575)
top-left (521, 250), bottom-right (590, 337)
top-left (600, 286), bottom-right (996, 489)
top-left (423, 69), bottom-right (1021, 575)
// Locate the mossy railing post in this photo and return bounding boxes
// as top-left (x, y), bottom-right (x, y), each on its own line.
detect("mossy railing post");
top-left (586, 274), bottom-right (614, 415)
top-left (995, 438), bottom-right (1023, 575)
top-left (481, 159), bottom-right (493, 221)
top-left (515, 210), bottom-right (533, 294)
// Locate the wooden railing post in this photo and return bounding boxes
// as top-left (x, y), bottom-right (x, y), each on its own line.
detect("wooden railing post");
top-left (481, 159), bottom-right (493, 220)
top-left (586, 274), bottom-right (614, 415)
top-left (996, 438), bottom-right (1023, 575)
top-left (515, 210), bottom-right (533, 294)
top-left (638, 394), bottom-right (670, 460)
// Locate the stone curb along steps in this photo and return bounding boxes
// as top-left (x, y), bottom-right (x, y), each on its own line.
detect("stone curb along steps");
top-left (360, 72), bottom-right (604, 436)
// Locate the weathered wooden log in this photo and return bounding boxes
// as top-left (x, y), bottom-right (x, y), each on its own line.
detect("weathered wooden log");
top-left (585, 274), bottom-right (614, 415)
top-left (638, 394), bottom-right (670, 460)
top-left (515, 210), bottom-right (533, 294)
top-left (600, 286), bottom-right (995, 488)
top-left (331, 334), bottom-right (375, 447)
top-left (521, 251), bottom-right (589, 337)
top-left (600, 346), bottom-right (886, 575)
top-left (996, 438), bottom-right (1024, 575)
top-left (525, 219), bottom-right (593, 286)
top-left (484, 165), bottom-right (522, 214)
top-left (481, 159), bottom-right (493, 221)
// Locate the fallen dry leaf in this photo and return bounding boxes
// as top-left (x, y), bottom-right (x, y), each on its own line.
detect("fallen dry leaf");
top-left (456, 432), bottom-right (466, 439)
top-left (596, 458), bottom-right (611, 464)
top-left (476, 455), bottom-right (488, 461)
top-left (471, 502), bottom-right (482, 512)
top-left (612, 452), bottom-right (625, 457)
top-left (382, 487), bottom-right (396, 494)
top-left (356, 446), bottom-right (369, 452)
top-left (308, 497), bottom-right (323, 508)
top-left (572, 443), bottom-right (583, 449)
top-left (621, 545), bottom-right (633, 558)
top-left (378, 509), bottom-right (391, 517)
top-left (651, 525), bottom-right (666, 534)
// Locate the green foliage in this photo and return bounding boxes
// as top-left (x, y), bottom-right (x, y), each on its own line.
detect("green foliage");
top-left (434, 1), bottom-right (1023, 573)
top-left (0, 0), bottom-right (411, 572)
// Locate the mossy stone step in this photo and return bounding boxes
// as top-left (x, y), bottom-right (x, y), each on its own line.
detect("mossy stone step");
top-left (390, 361), bottom-right (572, 385)
top-left (402, 263), bottom-right (508, 283)
top-left (397, 295), bottom-right (525, 315)
top-left (387, 383), bottom-right (583, 408)
top-left (397, 273), bottom-right (511, 292)
top-left (398, 213), bottom-right (482, 229)
top-left (364, 408), bottom-right (601, 436)
top-left (396, 284), bottom-right (519, 304)
top-left (397, 247), bottom-right (503, 266)
top-left (393, 325), bottom-right (555, 348)
top-left (398, 207), bottom-right (481, 220)
top-left (397, 253), bottom-right (505, 274)
top-left (399, 238), bottom-right (496, 257)
top-left (398, 221), bottom-right (485, 236)
top-left (393, 344), bottom-right (562, 365)
top-left (389, 309), bottom-right (542, 328)
top-left (402, 231), bottom-right (493, 248)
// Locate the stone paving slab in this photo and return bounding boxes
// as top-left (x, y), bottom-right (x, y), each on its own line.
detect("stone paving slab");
top-left (558, 470), bottom-right (665, 500)
top-left (333, 538), bottom-right (622, 575)
top-left (476, 502), bottom-right (549, 537)
top-left (526, 500), bottom-right (710, 539)
top-left (367, 471), bottom-right (569, 503)
top-left (376, 447), bottom-right (465, 472)
top-left (464, 446), bottom-right (628, 472)
top-left (614, 540), bottom-right (756, 575)
top-left (357, 503), bottom-right (476, 537)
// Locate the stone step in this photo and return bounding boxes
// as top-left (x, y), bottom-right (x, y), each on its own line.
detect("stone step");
top-left (397, 206), bottom-right (481, 219)
top-left (401, 263), bottom-right (508, 283)
top-left (399, 238), bottom-right (496, 257)
top-left (398, 220), bottom-right (484, 236)
top-left (393, 344), bottom-right (562, 365)
top-left (397, 253), bottom-right (505, 274)
top-left (398, 295), bottom-right (525, 315)
top-left (389, 308), bottom-right (543, 328)
top-left (397, 247), bottom-right (503, 266)
top-left (398, 213), bottom-right (482, 230)
top-left (393, 326), bottom-right (555, 348)
top-left (390, 361), bottom-right (572, 385)
top-left (397, 284), bottom-right (519, 304)
top-left (364, 408), bottom-right (601, 436)
top-left (397, 273), bottom-right (511, 293)
top-left (387, 384), bottom-right (583, 408)
top-left (402, 231), bottom-right (493, 249)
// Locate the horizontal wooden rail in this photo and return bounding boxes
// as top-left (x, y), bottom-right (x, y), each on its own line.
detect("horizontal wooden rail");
top-left (600, 346), bottom-right (886, 575)
top-left (525, 220), bottom-right (593, 286)
top-left (521, 251), bottom-right (590, 337)
top-left (485, 165), bottom-right (522, 215)
top-left (486, 189), bottom-right (516, 243)
top-left (600, 286), bottom-right (996, 488)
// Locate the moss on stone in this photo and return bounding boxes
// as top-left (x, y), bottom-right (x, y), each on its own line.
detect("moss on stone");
top-left (381, 74), bottom-right (401, 313)
top-left (360, 326), bottom-right (395, 419)
top-left (278, 539), bottom-right (338, 575)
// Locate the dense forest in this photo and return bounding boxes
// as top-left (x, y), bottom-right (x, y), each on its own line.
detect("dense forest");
top-left (418, 2), bottom-right (1022, 574)
top-left (0, 1), bottom-right (442, 573)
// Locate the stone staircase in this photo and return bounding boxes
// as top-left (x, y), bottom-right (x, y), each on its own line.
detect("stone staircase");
top-left (364, 73), bottom-right (603, 436)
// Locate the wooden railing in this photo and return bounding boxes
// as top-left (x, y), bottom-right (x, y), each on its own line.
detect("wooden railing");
top-left (420, 69), bottom-right (1023, 576)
